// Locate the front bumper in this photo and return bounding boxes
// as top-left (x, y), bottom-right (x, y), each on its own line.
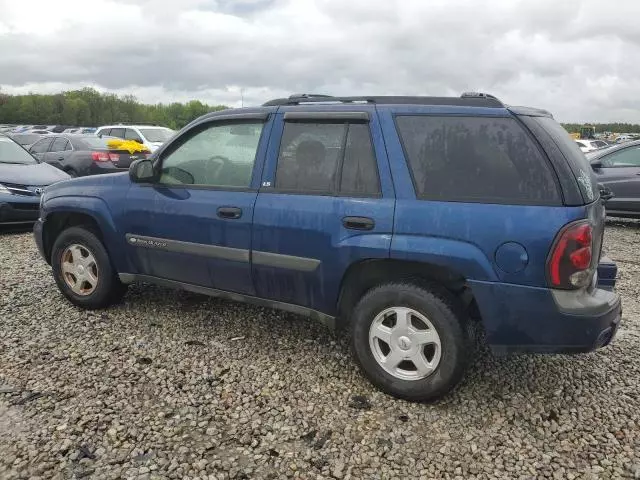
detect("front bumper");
top-left (33, 218), bottom-right (47, 263)
top-left (0, 200), bottom-right (40, 224)
top-left (469, 278), bottom-right (622, 355)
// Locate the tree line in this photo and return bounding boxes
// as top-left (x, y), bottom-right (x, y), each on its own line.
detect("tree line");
top-left (561, 123), bottom-right (640, 134)
top-left (3, 89), bottom-right (640, 134)
top-left (0, 88), bottom-right (228, 130)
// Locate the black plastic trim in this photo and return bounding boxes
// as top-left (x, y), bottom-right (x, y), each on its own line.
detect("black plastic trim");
top-left (125, 234), bottom-right (249, 262)
top-left (264, 96), bottom-right (504, 108)
top-left (283, 112), bottom-right (370, 122)
top-left (252, 251), bottom-right (321, 272)
top-left (117, 273), bottom-right (335, 328)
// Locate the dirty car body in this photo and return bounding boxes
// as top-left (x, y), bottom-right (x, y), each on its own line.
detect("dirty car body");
top-left (33, 94), bottom-right (622, 401)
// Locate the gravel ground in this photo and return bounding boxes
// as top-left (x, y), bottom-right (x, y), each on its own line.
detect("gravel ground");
top-left (0, 220), bottom-right (639, 480)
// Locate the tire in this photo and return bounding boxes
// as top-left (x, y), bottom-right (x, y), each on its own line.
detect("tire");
top-left (65, 169), bottom-right (78, 178)
top-left (350, 282), bottom-right (471, 402)
top-left (51, 226), bottom-right (127, 309)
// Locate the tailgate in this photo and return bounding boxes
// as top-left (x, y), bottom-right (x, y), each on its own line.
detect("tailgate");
top-left (110, 150), bottom-right (148, 169)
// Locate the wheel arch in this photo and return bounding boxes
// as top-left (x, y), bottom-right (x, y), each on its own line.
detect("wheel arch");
top-left (337, 258), bottom-right (480, 326)
top-left (41, 197), bottom-right (124, 270)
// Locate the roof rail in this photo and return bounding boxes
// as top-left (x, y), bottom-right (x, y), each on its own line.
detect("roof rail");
top-left (263, 93), bottom-right (504, 107)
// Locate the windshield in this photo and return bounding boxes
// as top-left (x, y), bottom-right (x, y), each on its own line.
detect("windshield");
top-left (139, 128), bottom-right (174, 143)
top-left (0, 137), bottom-right (37, 164)
top-left (11, 134), bottom-right (41, 145)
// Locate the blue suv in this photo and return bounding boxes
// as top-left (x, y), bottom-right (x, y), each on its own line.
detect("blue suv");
top-left (34, 93), bottom-right (622, 401)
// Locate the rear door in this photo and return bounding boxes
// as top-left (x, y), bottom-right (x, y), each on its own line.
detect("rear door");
top-left (592, 144), bottom-right (640, 214)
top-left (251, 107), bottom-right (395, 314)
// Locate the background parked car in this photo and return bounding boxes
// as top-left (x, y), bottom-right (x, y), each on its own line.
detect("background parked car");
top-left (9, 133), bottom-right (46, 149)
top-left (576, 139), bottom-right (608, 153)
top-left (0, 135), bottom-right (70, 224)
top-left (29, 134), bottom-right (151, 178)
top-left (588, 140), bottom-right (640, 218)
top-left (96, 125), bottom-right (175, 152)
top-left (63, 127), bottom-right (97, 134)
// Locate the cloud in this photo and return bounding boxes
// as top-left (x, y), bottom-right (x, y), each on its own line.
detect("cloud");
top-left (1, 0), bottom-right (639, 122)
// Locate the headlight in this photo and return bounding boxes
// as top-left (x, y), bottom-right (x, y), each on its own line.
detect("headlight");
top-left (0, 183), bottom-right (11, 194)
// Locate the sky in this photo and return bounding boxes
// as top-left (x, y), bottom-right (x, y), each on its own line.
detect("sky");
top-left (0, 0), bottom-right (639, 123)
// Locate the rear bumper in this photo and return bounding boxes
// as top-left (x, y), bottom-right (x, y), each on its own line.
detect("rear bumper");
top-left (469, 279), bottom-right (622, 355)
top-left (0, 200), bottom-right (40, 224)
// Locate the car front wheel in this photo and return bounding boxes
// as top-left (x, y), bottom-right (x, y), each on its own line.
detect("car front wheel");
top-left (51, 226), bottom-right (127, 309)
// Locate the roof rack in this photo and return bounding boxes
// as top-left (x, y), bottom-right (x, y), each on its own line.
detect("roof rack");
top-left (263, 92), bottom-right (504, 108)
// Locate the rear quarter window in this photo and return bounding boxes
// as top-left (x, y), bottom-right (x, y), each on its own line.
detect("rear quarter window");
top-left (532, 117), bottom-right (598, 202)
top-left (395, 115), bottom-right (561, 205)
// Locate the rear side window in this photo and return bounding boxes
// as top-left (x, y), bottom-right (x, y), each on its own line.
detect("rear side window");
top-left (125, 129), bottom-right (143, 142)
top-left (110, 128), bottom-right (125, 139)
top-left (340, 124), bottom-right (380, 196)
top-left (276, 122), bottom-right (380, 196)
top-left (396, 116), bottom-right (560, 204)
top-left (50, 137), bottom-right (69, 152)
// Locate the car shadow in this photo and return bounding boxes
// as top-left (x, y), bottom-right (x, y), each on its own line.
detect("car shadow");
top-left (0, 224), bottom-right (34, 236)
top-left (606, 217), bottom-right (640, 229)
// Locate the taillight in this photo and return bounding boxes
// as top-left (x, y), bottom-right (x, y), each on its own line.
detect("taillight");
top-left (91, 151), bottom-right (110, 162)
top-left (91, 152), bottom-right (119, 162)
top-left (547, 221), bottom-right (593, 289)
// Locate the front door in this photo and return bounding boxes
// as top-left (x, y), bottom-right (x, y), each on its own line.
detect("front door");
top-left (121, 113), bottom-right (273, 295)
top-left (42, 137), bottom-right (72, 170)
top-left (594, 144), bottom-right (640, 214)
top-left (251, 108), bottom-right (395, 315)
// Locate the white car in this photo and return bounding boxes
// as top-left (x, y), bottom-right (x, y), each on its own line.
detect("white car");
top-left (575, 139), bottom-right (608, 153)
top-left (95, 125), bottom-right (175, 152)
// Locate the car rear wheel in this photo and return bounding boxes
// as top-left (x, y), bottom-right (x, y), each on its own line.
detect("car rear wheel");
top-left (51, 226), bottom-right (127, 309)
top-left (350, 282), bottom-right (471, 402)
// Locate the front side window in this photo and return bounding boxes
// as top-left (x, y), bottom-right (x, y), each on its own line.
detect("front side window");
top-left (396, 115), bottom-right (560, 204)
top-left (159, 122), bottom-right (263, 188)
top-left (275, 121), bottom-right (380, 196)
top-left (601, 146), bottom-right (640, 167)
top-left (30, 138), bottom-right (53, 154)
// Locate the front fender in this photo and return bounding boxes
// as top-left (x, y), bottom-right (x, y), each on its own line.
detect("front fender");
top-left (41, 196), bottom-right (129, 272)
top-left (390, 234), bottom-right (499, 281)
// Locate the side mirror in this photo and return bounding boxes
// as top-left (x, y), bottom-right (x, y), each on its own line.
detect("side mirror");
top-left (129, 159), bottom-right (156, 183)
top-left (134, 138), bottom-right (143, 144)
top-left (590, 159), bottom-right (603, 170)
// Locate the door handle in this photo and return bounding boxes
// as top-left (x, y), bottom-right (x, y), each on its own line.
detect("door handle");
top-left (217, 206), bottom-right (242, 219)
top-left (342, 216), bottom-right (375, 231)
top-left (57, 156), bottom-right (64, 161)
